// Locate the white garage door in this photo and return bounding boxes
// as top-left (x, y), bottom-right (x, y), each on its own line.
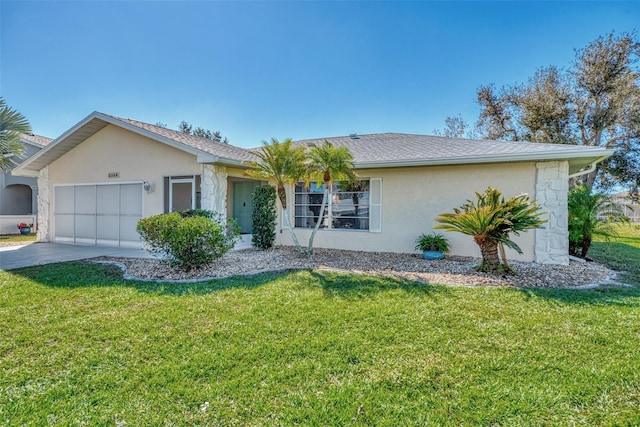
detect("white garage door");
top-left (54, 183), bottom-right (143, 248)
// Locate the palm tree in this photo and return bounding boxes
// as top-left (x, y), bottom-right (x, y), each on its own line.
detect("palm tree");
top-left (246, 138), bottom-right (307, 252)
top-left (305, 140), bottom-right (356, 254)
top-left (568, 185), bottom-right (626, 258)
top-left (435, 187), bottom-right (546, 273)
top-left (0, 98), bottom-right (31, 172)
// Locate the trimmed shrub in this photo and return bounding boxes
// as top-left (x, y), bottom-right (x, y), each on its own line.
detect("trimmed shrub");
top-left (251, 185), bottom-right (277, 249)
top-left (137, 210), bottom-right (240, 269)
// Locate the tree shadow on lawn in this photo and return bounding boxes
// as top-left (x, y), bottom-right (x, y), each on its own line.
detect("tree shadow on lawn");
top-left (517, 284), bottom-right (640, 307)
top-left (589, 241), bottom-right (640, 282)
top-left (9, 260), bottom-right (447, 298)
top-left (8, 261), bottom-right (281, 295)
top-left (310, 270), bottom-right (449, 300)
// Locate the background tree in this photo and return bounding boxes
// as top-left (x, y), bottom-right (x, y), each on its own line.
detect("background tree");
top-left (0, 98), bottom-right (31, 172)
top-left (440, 32), bottom-right (640, 194)
top-left (178, 120), bottom-right (229, 144)
top-left (435, 187), bottom-right (546, 273)
top-left (305, 140), bottom-right (356, 254)
top-left (433, 114), bottom-right (472, 138)
top-left (572, 32), bottom-right (640, 190)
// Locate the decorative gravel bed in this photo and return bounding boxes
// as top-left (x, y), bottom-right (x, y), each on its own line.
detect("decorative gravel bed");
top-left (97, 246), bottom-right (623, 288)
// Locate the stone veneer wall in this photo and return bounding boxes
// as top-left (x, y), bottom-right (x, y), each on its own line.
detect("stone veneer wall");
top-left (534, 161), bottom-right (569, 265)
top-left (201, 164), bottom-right (228, 219)
top-left (36, 166), bottom-right (49, 242)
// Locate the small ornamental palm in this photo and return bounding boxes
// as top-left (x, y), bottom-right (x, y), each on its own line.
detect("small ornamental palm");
top-left (246, 138), bottom-right (307, 252)
top-left (435, 187), bottom-right (546, 273)
top-left (0, 97), bottom-right (31, 172)
top-left (305, 140), bottom-right (356, 254)
top-left (568, 185), bottom-right (627, 258)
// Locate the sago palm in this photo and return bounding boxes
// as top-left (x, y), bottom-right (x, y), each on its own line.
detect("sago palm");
top-left (246, 138), bottom-right (307, 251)
top-left (0, 98), bottom-right (31, 172)
top-left (305, 140), bottom-right (356, 254)
top-left (435, 187), bottom-right (546, 272)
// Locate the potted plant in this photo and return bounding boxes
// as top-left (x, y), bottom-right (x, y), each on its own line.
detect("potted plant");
top-left (17, 222), bottom-right (33, 235)
top-left (415, 232), bottom-right (450, 260)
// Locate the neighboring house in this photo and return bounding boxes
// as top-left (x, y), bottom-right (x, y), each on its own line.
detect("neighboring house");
top-left (13, 111), bottom-right (613, 264)
top-left (0, 133), bottom-right (53, 233)
top-left (610, 191), bottom-right (639, 222)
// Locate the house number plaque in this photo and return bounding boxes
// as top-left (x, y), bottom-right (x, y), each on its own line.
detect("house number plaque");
top-left (108, 172), bottom-right (120, 178)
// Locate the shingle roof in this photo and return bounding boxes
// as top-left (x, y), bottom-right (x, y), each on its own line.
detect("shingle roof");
top-left (14, 113), bottom-right (612, 178)
top-left (21, 133), bottom-right (53, 147)
top-left (106, 115), bottom-right (257, 164)
top-left (289, 133), bottom-right (612, 173)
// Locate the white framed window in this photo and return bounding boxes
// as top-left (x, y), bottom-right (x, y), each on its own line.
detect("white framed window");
top-left (294, 179), bottom-right (380, 231)
top-left (163, 175), bottom-right (201, 213)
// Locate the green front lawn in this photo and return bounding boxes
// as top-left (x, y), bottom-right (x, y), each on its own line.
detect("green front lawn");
top-left (590, 223), bottom-right (640, 284)
top-left (2, 257), bottom-right (640, 425)
top-left (0, 234), bottom-right (36, 244)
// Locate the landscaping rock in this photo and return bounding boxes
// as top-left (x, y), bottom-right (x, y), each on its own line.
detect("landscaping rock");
top-left (97, 246), bottom-right (623, 288)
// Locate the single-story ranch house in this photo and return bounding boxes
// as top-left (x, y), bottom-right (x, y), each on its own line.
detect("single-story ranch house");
top-left (13, 111), bottom-right (613, 265)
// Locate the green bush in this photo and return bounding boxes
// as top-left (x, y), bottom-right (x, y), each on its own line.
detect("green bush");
top-left (137, 210), bottom-right (240, 269)
top-left (251, 185), bottom-right (277, 249)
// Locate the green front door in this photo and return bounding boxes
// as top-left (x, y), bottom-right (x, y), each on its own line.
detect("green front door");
top-left (233, 181), bottom-right (259, 234)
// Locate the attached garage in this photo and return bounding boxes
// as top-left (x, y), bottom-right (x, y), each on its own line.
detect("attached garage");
top-left (54, 183), bottom-right (143, 248)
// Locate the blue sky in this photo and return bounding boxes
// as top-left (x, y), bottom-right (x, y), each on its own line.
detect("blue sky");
top-left (1, 1), bottom-right (638, 148)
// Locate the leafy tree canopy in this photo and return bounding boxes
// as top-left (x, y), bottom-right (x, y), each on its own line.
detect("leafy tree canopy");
top-left (178, 120), bottom-right (229, 144)
top-left (437, 32), bottom-right (640, 195)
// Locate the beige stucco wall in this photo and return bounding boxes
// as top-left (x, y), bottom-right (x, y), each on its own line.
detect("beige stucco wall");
top-left (47, 125), bottom-right (201, 236)
top-left (275, 162), bottom-right (539, 261)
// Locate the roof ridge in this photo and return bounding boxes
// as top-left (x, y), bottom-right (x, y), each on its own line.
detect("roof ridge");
top-left (104, 113), bottom-right (235, 147)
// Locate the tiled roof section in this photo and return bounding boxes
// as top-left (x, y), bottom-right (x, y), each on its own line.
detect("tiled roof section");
top-left (290, 133), bottom-right (608, 164)
top-left (21, 133), bottom-right (53, 147)
top-left (106, 115), bottom-right (258, 164)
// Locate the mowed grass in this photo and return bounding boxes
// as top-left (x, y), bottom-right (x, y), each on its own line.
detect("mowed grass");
top-left (590, 223), bottom-right (640, 284)
top-left (1, 229), bottom-right (640, 426)
top-left (0, 234), bottom-right (36, 244)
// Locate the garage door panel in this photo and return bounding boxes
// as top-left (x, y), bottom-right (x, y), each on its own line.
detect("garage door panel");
top-left (54, 214), bottom-right (74, 241)
top-left (120, 215), bottom-right (141, 242)
top-left (55, 186), bottom-right (75, 214)
top-left (75, 215), bottom-right (96, 241)
top-left (97, 185), bottom-right (119, 215)
top-left (120, 184), bottom-right (142, 215)
top-left (75, 186), bottom-right (96, 214)
top-left (97, 216), bottom-right (119, 240)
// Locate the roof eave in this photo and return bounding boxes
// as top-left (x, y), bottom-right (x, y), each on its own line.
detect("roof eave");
top-left (11, 165), bottom-right (39, 177)
top-left (353, 149), bottom-right (615, 172)
top-left (196, 154), bottom-right (251, 168)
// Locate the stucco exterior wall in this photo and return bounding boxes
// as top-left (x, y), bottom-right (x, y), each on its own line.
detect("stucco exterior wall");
top-left (46, 125), bottom-right (201, 237)
top-left (275, 162), bottom-right (539, 261)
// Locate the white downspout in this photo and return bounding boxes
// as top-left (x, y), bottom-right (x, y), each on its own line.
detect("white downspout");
top-left (568, 162), bottom-right (597, 179)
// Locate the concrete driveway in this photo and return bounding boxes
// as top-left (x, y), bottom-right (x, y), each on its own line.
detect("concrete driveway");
top-left (0, 242), bottom-right (155, 271)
